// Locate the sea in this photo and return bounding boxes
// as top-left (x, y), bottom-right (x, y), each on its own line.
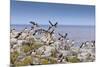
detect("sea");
top-left (11, 24), bottom-right (95, 45)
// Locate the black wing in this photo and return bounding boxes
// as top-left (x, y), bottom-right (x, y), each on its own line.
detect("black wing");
top-left (58, 53), bottom-right (63, 58)
top-left (49, 20), bottom-right (53, 26)
top-left (50, 29), bottom-right (54, 34)
top-left (54, 22), bottom-right (58, 27)
top-left (48, 26), bottom-right (52, 30)
top-left (15, 32), bottom-right (22, 39)
top-left (58, 33), bottom-right (63, 38)
top-left (80, 43), bottom-right (84, 48)
top-left (29, 21), bottom-right (36, 25)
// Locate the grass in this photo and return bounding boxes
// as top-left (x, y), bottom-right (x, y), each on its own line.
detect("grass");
top-left (40, 59), bottom-right (49, 64)
top-left (21, 41), bottom-right (43, 53)
top-left (22, 45), bottom-right (32, 53)
top-left (14, 56), bottom-right (33, 66)
top-left (67, 56), bottom-right (80, 63)
top-left (10, 51), bottom-right (19, 64)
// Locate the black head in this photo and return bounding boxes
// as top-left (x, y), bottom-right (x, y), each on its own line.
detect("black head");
top-left (31, 26), bottom-right (34, 29)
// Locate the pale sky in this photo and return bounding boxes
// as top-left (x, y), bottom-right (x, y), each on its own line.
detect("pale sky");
top-left (11, 0), bottom-right (95, 25)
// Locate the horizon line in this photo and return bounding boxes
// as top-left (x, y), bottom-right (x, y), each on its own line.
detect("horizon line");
top-left (10, 24), bottom-right (95, 26)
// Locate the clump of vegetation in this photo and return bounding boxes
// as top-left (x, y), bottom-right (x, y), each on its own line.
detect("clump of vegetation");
top-left (22, 41), bottom-right (43, 53)
top-left (10, 51), bottom-right (19, 64)
top-left (14, 61), bottom-right (24, 66)
top-left (21, 42), bottom-right (42, 53)
top-left (67, 56), bottom-right (80, 63)
top-left (14, 56), bottom-right (33, 66)
top-left (22, 45), bottom-right (32, 53)
top-left (40, 59), bottom-right (49, 64)
top-left (21, 56), bottom-right (33, 65)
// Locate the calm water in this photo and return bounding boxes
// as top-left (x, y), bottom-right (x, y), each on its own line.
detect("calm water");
top-left (11, 25), bottom-right (95, 44)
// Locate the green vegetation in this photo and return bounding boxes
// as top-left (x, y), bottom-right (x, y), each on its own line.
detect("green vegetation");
top-left (40, 59), bottom-right (49, 64)
top-left (67, 56), bottom-right (80, 63)
top-left (22, 45), bottom-right (32, 53)
top-left (14, 56), bottom-right (33, 66)
top-left (10, 51), bottom-right (19, 64)
top-left (21, 41), bottom-right (43, 53)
